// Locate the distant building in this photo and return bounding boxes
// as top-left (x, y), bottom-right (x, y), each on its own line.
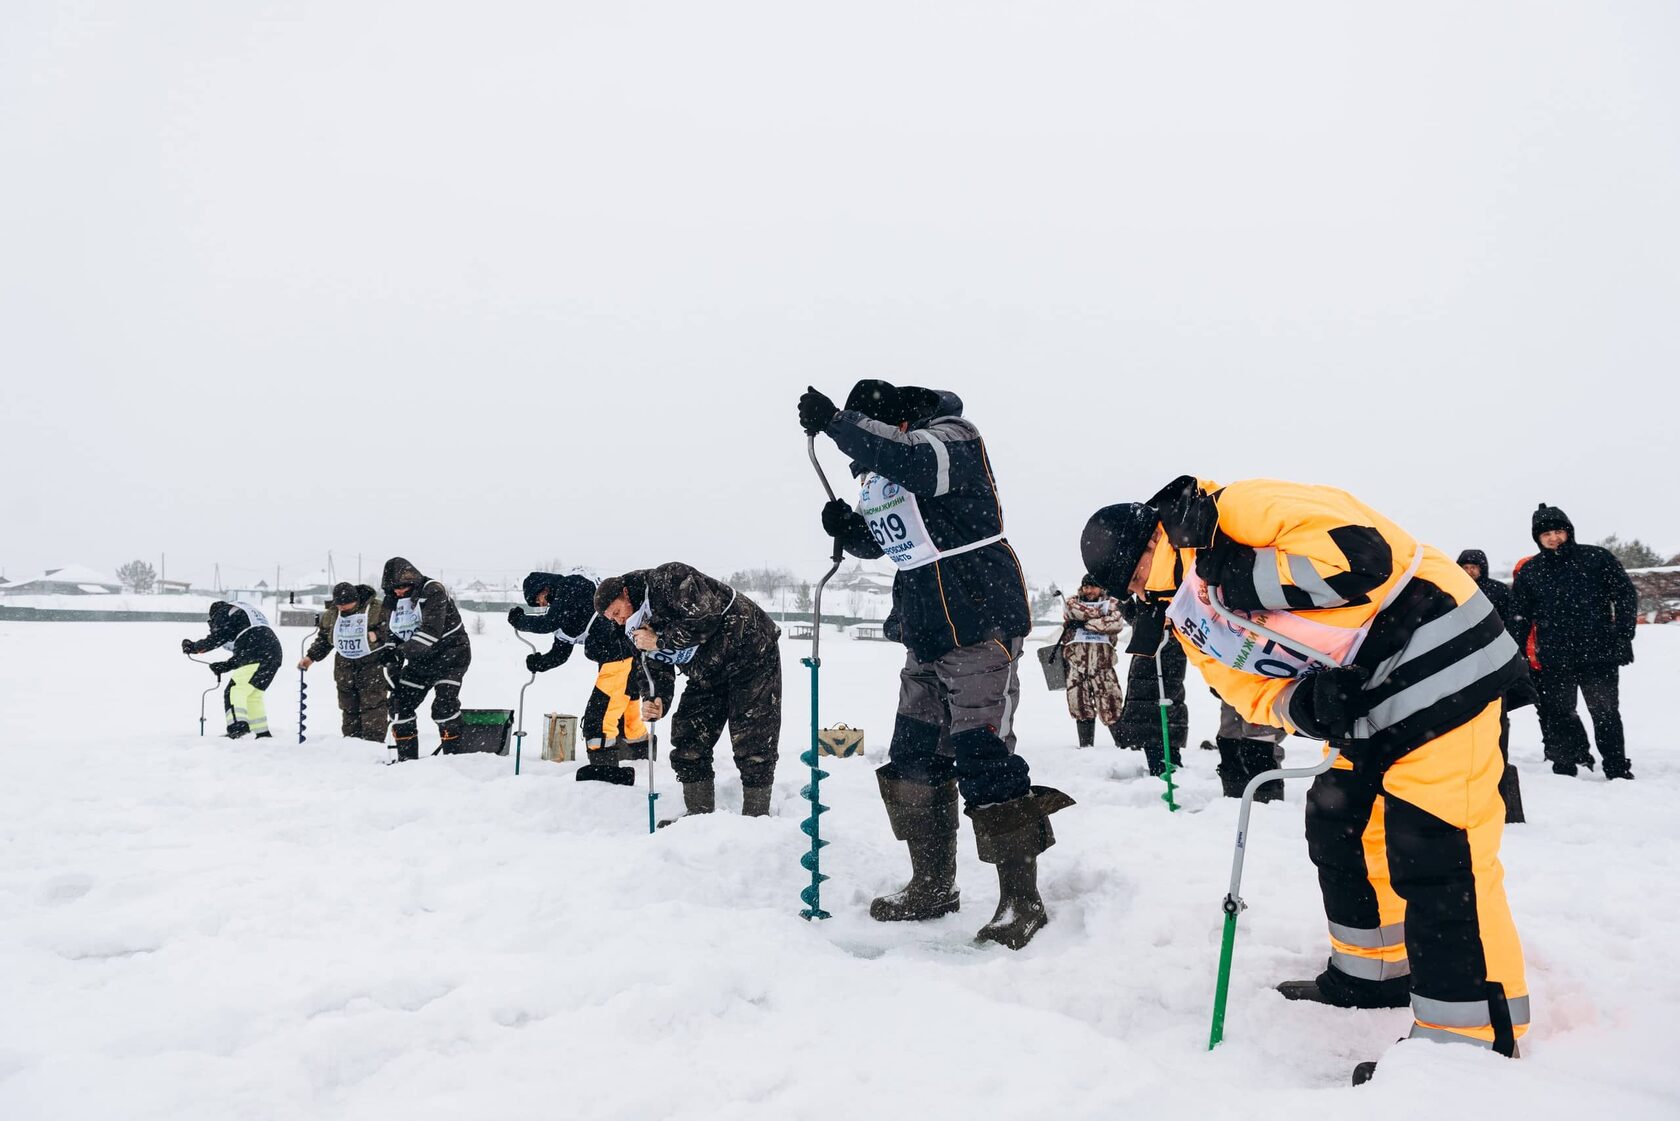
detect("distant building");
top-left (0, 565), bottom-right (123, 596)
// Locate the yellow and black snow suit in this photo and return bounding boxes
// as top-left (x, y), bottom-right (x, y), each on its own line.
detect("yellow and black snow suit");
top-left (1147, 478), bottom-right (1530, 1052)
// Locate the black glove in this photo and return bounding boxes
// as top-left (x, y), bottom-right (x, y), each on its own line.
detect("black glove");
top-left (798, 386), bottom-right (839, 434)
top-left (507, 606), bottom-right (525, 626)
top-left (209, 660), bottom-right (232, 676)
top-left (525, 651), bottom-right (546, 674)
top-left (379, 645), bottom-right (403, 667)
top-left (1288, 665), bottom-right (1372, 741)
top-left (1194, 538), bottom-right (1256, 591)
top-left (181, 638), bottom-right (195, 654)
top-left (822, 498), bottom-right (863, 538)
top-left (1124, 602), bottom-right (1167, 656)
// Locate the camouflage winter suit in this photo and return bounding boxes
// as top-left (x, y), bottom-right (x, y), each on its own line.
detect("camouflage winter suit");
top-left (1062, 594), bottom-right (1126, 725)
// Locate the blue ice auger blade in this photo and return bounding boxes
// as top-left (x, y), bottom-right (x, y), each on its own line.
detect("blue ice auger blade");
top-left (800, 846), bottom-right (829, 872)
top-left (800, 749), bottom-right (822, 767)
top-left (799, 781), bottom-right (829, 800)
top-left (799, 811), bottom-right (829, 839)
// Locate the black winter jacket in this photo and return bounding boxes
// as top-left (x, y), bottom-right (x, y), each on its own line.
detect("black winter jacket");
top-left (184, 601), bottom-right (283, 690)
top-left (511, 571), bottom-right (658, 687)
top-left (619, 562), bottom-right (773, 703)
top-left (1510, 534), bottom-right (1637, 670)
top-left (379, 557), bottom-right (470, 668)
top-left (824, 389), bottom-right (1031, 663)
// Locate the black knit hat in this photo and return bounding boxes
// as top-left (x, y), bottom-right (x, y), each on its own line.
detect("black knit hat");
top-left (331, 582), bottom-right (359, 605)
top-left (592, 573), bottom-right (647, 615)
top-left (1531, 503), bottom-right (1574, 545)
top-left (845, 380), bottom-right (941, 427)
top-left (1080, 572), bottom-right (1104, 590)
top-left (1081, 504), bottom-right (1160, 595)
top-left (1456, 549), bottom-right (1489, 570)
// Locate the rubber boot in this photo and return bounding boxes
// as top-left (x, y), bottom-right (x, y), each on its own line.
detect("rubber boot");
top-left (1075, 719), bottom-right (1095, 748)
top-left (226, 720), bottom-right (251, 741)
top-left (657, 778), bottom-right (715, 827)
top-left (577, 745), bottom-right (635, 785)
top-left (1241, 739), bottom-right (1284, 804)
top-left (1352, 1062), bottom-right (1378, 1086)
top-left (870, 768), bottom-right (961, 922)
top-left (741, 784), bottom-right (772, 817)
top-left (969, 786), bottom-right (1076, 950)
top-left (393, 734), bottom-right (419, 763)
top-left (254, 731), bottom-right (273, 740)
top-left (1215, 739), bottom-right (1248, 799)
top-left (1107, 722), bottom-right (1126, 748)
top-left (1499, 763), bottom-right (1526, 822)
top-left (621, 734), bottom-right (653, 762)
top-left (1277, 962), bottom-right (1409, 1009)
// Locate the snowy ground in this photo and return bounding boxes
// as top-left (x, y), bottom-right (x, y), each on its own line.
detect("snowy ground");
top-left (2, 620), bottom-right (1676, 1120)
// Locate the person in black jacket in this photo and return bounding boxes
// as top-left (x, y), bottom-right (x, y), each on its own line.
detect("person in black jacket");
top-left (182, 600), bottom-right (283, 739)
top-left (1113, 597), bottom-right (1189, 775)
top-left (509, 571), bottom-right (659, 784)
top-left (1458, 549), bottom-right (1530, 820)
top-left (1510, 504), bottom-right (1638, 780)
top-left (594, 564), bottom-right (767, 819)
top-left (379, 556), bottom-right (471, 762)
top-left (801, 379), bottom-right (1073, 951)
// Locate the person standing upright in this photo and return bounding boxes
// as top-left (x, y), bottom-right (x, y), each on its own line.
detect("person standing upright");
top-left (299, 582), bottom-right (390, 742)
top-left (1060, 575), bottom-right (1127, 747)
top-left (1510, 504), bottom-right (1638, 780)
top-left (802, 379), bottom-right (1072, 950)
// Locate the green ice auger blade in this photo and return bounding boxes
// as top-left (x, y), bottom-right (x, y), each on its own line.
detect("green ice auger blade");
top-left (1209, 906), bottom-right (1239, 1049)
top-left (1158, 703), bottom-right (1179, 812)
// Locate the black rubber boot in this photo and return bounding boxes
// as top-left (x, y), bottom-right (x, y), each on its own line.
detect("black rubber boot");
top-left (658, 778), bottom-right (715, 827)
top-left (1215, 740), bottom-right (1248, 799)
top-left (1551, 760), bottom-right (1577, 777)
top-left (741, 784), bottom-right (772, 817)
top-left (1606, 768), bottom-right (1636, 781)
top-left (1240, 739), bottom-right (1284, 803)
top-left (870, 768), bottom-right (961, 922)
top-left (969, 786), bottom-right (1076, 950)
top-left (1277, 963), bottom-right (1409, 1009)
top-left (226, 720), bottom-right (251, 741)
top-left (1107, 723), bottom-right (1127, 747)
top-left (621, 734), bottom-right (653, 762)
top-left (1075, 719), bottom-right (1095, 748)
top-left (393, 735), bottom-right (420, 763)
top-left (577, 745), bottom-right (636, 785)
top-left (1499, 764), bottom-right (1526, 822)
top-left (1352, 1062), bottom-right (1378, 1086)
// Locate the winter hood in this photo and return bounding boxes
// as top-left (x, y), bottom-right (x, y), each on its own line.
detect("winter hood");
top-left (380, 556), bottom-right (427, 595)
top-left (1531, 504), bottom-right (1574, 547)
top-left (1456, 549), bottom-right (1490, 571)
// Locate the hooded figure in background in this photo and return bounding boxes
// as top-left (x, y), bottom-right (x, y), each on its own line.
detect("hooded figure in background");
top-left (1083, 476), bottom-right (1529, 1081)
top-left (1510, 503), bottom-right (1638, 780)
top-left (509, 571), bottom-right (658, 784)
top-left (300, 582), bottom-right (390, 743)
top-left (379, 556), bottom-right (471, 761)
top-left (182, 600), bottom-right (282, 739)
top-left (801, 378), bottom-right (1071, 951)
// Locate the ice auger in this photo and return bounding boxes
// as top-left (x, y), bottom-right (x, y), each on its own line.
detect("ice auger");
top-left (799, 434), bottom-right (845, 921)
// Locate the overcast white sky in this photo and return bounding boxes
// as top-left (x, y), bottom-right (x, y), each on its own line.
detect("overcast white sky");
top-left (3, 1), bottom-right (1676, 591)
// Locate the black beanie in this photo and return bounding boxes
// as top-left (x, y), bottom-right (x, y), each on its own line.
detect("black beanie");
top-left (1531, 503), bottom-right (1574, 545)
top-left (845, 380), bottom-right (941, 427)
top-left (331, 582), bottom-right (359, 605)
top-left (1081, 504), bottom-right (1161, 595)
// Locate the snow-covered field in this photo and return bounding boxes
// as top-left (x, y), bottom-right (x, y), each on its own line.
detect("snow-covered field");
top-left (2, 620), bottom-right (1675, 1120)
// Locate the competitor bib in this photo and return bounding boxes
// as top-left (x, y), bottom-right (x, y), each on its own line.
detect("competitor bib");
top-left (858, 472), bottom-right (1004, 571)
top-left (390, 596), bottom-right (422, 642)
top-left (333, 611), bottom-right (373, 659)
top-left (221, 600), bottom-right (273, 650)
top-left (1167, 571), bottom-right (1364, 679)
top-left (1068, 599), bottom-right (1118, 643)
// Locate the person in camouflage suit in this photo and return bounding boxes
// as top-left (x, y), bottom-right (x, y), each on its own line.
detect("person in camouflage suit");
top-left (1061, 575), bottom-right (1127, 747)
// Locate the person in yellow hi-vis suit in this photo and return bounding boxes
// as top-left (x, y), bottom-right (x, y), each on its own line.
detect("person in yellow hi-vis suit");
top-left (182, 601), bottom-right (284, 739)
top-left (1082, 477), bottom-right (1529, 1083)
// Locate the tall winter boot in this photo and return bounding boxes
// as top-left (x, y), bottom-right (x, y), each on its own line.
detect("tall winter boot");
top-left (1108, 722), bottom-right (1127, 748)
top-left (393, 733), bottom-right (420, 763)
top-left (1241, 739), bottom-right (1284, 803)
top-left (968, 786), bottom-right (1076, 950)
top-left (870, 768), bottom-right (961, 922)
top-left (741, 784), bottom-right (773, 817)
top-left (1499, 764), bottom-right (1526, 822)
top-left (1075, 719), bottom-right (1095, 748)
top-left (621, 734), bottom-right (654, 762)
top-left (577, 744), bottom-right (636, 785)
top-left (657, 777), bottom-right (715, 827)
top-left (1277, 961), bottom-right (1409, 1009)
